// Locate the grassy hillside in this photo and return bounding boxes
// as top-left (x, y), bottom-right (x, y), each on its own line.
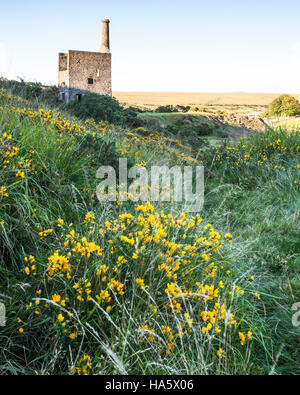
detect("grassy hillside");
top-left (0, 86), bottom-right (299, 375)
top-left (137, 112), bottom-right (260, 149)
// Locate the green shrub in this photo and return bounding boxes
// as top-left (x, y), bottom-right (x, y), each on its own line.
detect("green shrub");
top-left (0, 77), bottom-right (60, 105)
top-left (267, 94), bottom-right (300, 117)
top-left (123, 107), bottom-right (143, 127)
top-left (134, 126), bottom-right (150, 136)
top-left (195, 122), bottom-right (214, 136)
top-left (154, 105), bottom-right (191, 113)
top-left (154, 105), bottom-right (178, 113)
top-left (66, 93), bottom-right (142, 127)
top-left (174, 104), bottom-right (190, 113)
top-left (66, 93), bottom-right (126, 124)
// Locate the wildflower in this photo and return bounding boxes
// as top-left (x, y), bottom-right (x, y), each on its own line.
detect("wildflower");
top-left (57, 314), bottom-right (65, 322)
top-left (16, 170), bottom-right (25, 179)
top-left (247, 331), bottom-right (253, 341)
top-left (239, 331), bottom-right (246, 346)
top-left (39, 229), bottom-right (53, 240)
top-left (184, 313), bottom-right (193, 328)
top-left (19, 328), bottom-right (24, 334)
top-left (121, 235), bottom-right (135, 246)
top-left (116, 256), bottom-right (127, 267)
top-left (76, 354), bottom-right (92, 375)
top-left (217, 348), bottom-right (225, 359)
top-left (66, 229), bottom-right (75, 239)
top-left (47, 252), bottom-right (71, 278)
top-left (25, 267), bottom-right (30, 275)
top-left (69, 332), bottom-right (78, 340)
top-left (85, 212), bottom-right (95, 222)
top-left (52, 294), bottom-right (61, 303)
top-left (136, 278), bottom-right (145, 289)
top-left (140, 325), bottom-right (155, 342)
top-left (119, 213), bottom-right (134, 222)
top-left (162, 326), bottom-right (172, 334)
top-left (201, 254), bottom-right (210, 262)
top-left (225, 233), bottom-right (233, 243)
top-left (96, 289), bottom-right (112, 304)
top-left (135, 202), bottom-right (155, 213)
top-left (150, 304), bottom-right (158, 313)
top-left (109, 279), bottom-right (125, 296)
top-left (74, 238), bottom-right (102, 257)
top-left (0, 186), bottom-right (8, 198)
top-left (165, 282), bottom-right (180, 298)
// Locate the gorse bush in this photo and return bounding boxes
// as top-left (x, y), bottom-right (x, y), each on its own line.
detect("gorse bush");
top-left (202, 127), bottom-right (300, 187)
top-left (66, 93), bottom-right (125, 124)
top-left (190, 106), bottom-right (201, 112)
top-left (154, 105), bottom-right (178, 113)
top-left (12, 204), bottom-right (259, 374)
top-left (154, 105), bottom-right (191, 113)
top-left (66, 93), bottom-right (141, 127)
top-left (0, 77), bottom-right (60, 106)
top-left (266, 94), bottom-right (300, 117)
top-left (123, 106), bottom-right (144, 127)
top-left (0, 87), bottom-right (265, 374)
top-left (0, 84), bottom-right (300, 374)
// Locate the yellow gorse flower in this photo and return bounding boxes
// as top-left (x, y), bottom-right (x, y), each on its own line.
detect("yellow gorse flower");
top-left (16, 170), bottom-right (25, 179)
top-left (136, 278), bottom-right (146, 289)
top-left (239, 332), bottom-right (246, 346)
top-left (57, 314), bottom-right (64, 322)
top-left (217, 348), bottom-right (225, 359)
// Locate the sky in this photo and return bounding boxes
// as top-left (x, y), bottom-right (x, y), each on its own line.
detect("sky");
top-left (1, 0), bottom-right (300, 93)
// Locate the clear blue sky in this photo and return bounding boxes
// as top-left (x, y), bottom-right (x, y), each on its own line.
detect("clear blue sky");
top-left (1, 0), bottom-right (300, 92)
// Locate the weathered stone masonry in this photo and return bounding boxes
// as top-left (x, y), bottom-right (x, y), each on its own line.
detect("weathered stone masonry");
top-left (58, 19), bottom-right (112, 102)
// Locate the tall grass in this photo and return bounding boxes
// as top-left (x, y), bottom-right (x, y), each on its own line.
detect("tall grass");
top-left (0, 86), bottom-right (299, 375)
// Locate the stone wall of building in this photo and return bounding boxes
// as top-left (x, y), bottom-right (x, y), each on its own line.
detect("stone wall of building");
top-left (58, 50), bottom-right (111, 99)
top-left (58, 72), bottom-right (69, 88)
top-left (58, 20), bottom-right (112, 101)
top-left (58, 53), bottom-right (69, 91)
top-left (58, 53), bottom-right (68, 71)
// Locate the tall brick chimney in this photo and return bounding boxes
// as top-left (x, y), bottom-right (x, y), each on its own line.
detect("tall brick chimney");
top-left (99, 19), bottom-right (110, 53)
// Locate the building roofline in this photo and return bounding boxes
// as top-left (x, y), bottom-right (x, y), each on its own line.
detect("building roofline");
top-left (66, 49), bottom-right (111, 55)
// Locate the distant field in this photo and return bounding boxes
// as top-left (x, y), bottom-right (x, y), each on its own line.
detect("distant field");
top-left (113, 91), bottom-right (300, 108)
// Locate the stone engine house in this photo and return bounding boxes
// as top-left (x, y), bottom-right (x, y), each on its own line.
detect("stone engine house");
top-left (58, 19), bottom-right (112, 102)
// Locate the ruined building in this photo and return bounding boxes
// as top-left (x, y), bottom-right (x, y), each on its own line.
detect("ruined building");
top-left (58, 19), bottom-right (112, 102)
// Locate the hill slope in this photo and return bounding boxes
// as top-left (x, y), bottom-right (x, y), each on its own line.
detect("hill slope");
top-left (0, 86), bottom-right (299, 375)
